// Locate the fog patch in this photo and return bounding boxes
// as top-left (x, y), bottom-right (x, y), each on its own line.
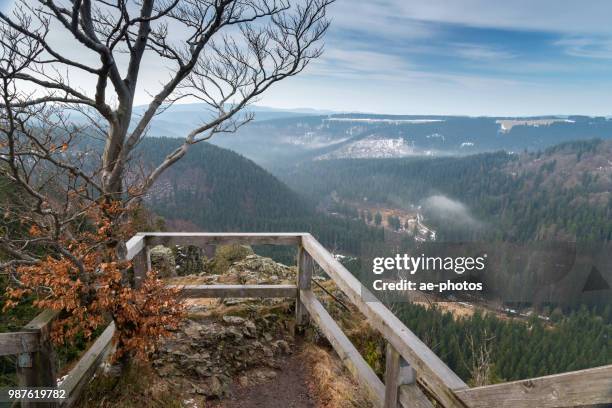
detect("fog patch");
top-left (423, 195), bottom-right (482, 229)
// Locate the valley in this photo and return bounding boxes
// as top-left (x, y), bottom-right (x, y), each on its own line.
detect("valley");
top-left (135, 133), bottom-right (612, 312)
top-left (326, 197), bottom-right (437, 241)
top-left (120, 119), bottom-right (612, 385)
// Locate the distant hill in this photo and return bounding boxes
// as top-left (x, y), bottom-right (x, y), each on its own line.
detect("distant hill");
top-left (138, 137), bottom-right (312, 230)
top-left (135, 104), bottom-right (335, 139)
top-left (137, 137), bottom-right (383, 253)
top-left (206, 114), bottom-right (612, 168)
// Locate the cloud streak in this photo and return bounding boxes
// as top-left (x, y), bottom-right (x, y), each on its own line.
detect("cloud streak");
top-left (555, 37), bottom-right (612, 59)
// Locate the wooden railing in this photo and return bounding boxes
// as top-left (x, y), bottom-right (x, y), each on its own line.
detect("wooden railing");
top-left (0, 310), bottom-right (115, 407)
top-left (2, 232), bottom-right (611, 408)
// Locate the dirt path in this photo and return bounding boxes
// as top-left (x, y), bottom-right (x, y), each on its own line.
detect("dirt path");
top-left (215, 351), bottom-right (315, 408)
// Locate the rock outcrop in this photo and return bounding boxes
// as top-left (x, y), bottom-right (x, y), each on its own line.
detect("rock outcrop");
top-left (153, 252), bottom-right (298, 400)
top-left (208, 254), bottom-right (296, 285)
top-left (153, 310), bottom-right (294, 399)
top-left (150, 245), bottom-right (176, 278)
top-left (173, 245), bottom-right (206, 276)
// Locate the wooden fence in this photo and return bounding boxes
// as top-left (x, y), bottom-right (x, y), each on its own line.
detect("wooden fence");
top-left (1, 232), bottom-right (611, 407)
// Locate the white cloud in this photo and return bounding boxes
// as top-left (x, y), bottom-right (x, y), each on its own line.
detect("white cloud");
top-left (555, 37), bottom-right (612, 59)
top-left (450, 43), bottom-right (516, 61)
top-left (378, 0), bottom-right (612, 36)
top-left (330, 1), bottom-right (437, 40)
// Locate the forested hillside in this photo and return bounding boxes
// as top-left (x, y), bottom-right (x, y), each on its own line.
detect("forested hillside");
top-left (391, 302), bottom-right (611, 383)
top-left (138, 138), bottom-right (384, 254)
top-left (279, 139), bottom-right (612, 242)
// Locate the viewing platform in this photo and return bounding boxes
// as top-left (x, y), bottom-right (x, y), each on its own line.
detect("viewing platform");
top-left (2, 232), bottom-right (611, 408)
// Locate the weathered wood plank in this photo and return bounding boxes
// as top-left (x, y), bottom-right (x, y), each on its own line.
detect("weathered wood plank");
top-left (0, 331), bottom-right (39, 356)
top-left (384, 342), bottom-right (401, 408)
top-left (385, 344), bottom-right (433, 408)
top-left (399, 384), bottom-right (434, 408)
top-left (301, 234), bottom-right (468, 408)
top-left (455, 364), bottom-right (612, 408)
top-left (18, 309), bottom-right (60, 407)
top-left (296, 246), bottom-right (314, 326)
top-left (132, 243), bottom-right (149, 288)
top-left (145, 232), bottom-right (304, 246)
top-left (23, 309), bottom-right (59, 332)
top-left (170, 284), bottom-right (298, 298)
top-left (300, 290), bottom-right (385, 408)
top-left (59, 322), bottom-right (116, 407)
top-left (125, 234), bottom-right (146, 260)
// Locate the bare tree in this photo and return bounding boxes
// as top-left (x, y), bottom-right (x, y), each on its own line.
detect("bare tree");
top-left (465, 330), bottom-right (496, 386)
top-left (0, 0), bottom-right (332, 357)
top-left (1, 0), bottom-right (332, 195)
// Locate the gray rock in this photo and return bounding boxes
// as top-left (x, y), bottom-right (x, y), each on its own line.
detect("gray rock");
top-left (150, 245), bottom-right (176, 278)
top-left (243, 320), bottom-right (257, 338)
top-left (208, 375), bottom-right (229, 398)
top-left (274, 340), bottom-right (290, 354)
top-left (222, 315), bottom-right (245, 325)
top-left (174, 245), bottom-right (205, 276)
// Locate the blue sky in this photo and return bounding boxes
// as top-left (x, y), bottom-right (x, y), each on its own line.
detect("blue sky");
top-left (2, 0), bottom-right (612, 116)
top-left (261, 0), bottom-right (612, 116)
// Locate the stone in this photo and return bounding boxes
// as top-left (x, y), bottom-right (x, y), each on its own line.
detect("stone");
top-left (174, 245), bottom-right (206, 276)
top-left (222, 315), bottom-right (245, 325)
top-left (274, 340), bottom-right (290, 354)
top-left (243, 320), bottom-right (257, 338)
top-left (184, 322), bottom-right (204, 338)
top-left (194, 366), bottom-right (210, 378)
top-left (208, 375), bottom-right (229, 398)
top-left (218, 326), bottom-right (242, 342)
top-left (157, 364), bottom-right (176, 377)
top-left (150, 245), bottom-right (176, 278)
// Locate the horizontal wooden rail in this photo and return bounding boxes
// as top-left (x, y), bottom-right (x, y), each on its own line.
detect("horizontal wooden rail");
top-left (171, 284), bottom-right (298, 298)
top-left (455, 364), bottom-right (612, 408)
top-left (0, 331), bottom-right (39, 356)
top-left (301, 234), bottom-right (468, 408)
top-left (145, 232), bottom-right (304, 247)
top-left (22, 309), bottom-right (60, 332)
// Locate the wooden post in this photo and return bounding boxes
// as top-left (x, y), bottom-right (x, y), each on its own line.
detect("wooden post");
top-left (133, 241), bottom-right (150, 288)
top-left (17, 310), bottom-right (59, 408)
top-left (384, 342), bottom-right (402, 408)
top-left (385, 342), bottom-right (430, 408)
top-left (296, 245), bottom-right (313, 327)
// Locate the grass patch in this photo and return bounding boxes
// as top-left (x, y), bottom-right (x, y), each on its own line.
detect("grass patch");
top-left (302, 344), bottom-right (374, 408)
top-left (77, 361), bottom-right (184, 408)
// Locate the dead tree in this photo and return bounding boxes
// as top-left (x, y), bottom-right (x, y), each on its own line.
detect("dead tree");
top-left (0, 0), bottom-right (333, 357)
